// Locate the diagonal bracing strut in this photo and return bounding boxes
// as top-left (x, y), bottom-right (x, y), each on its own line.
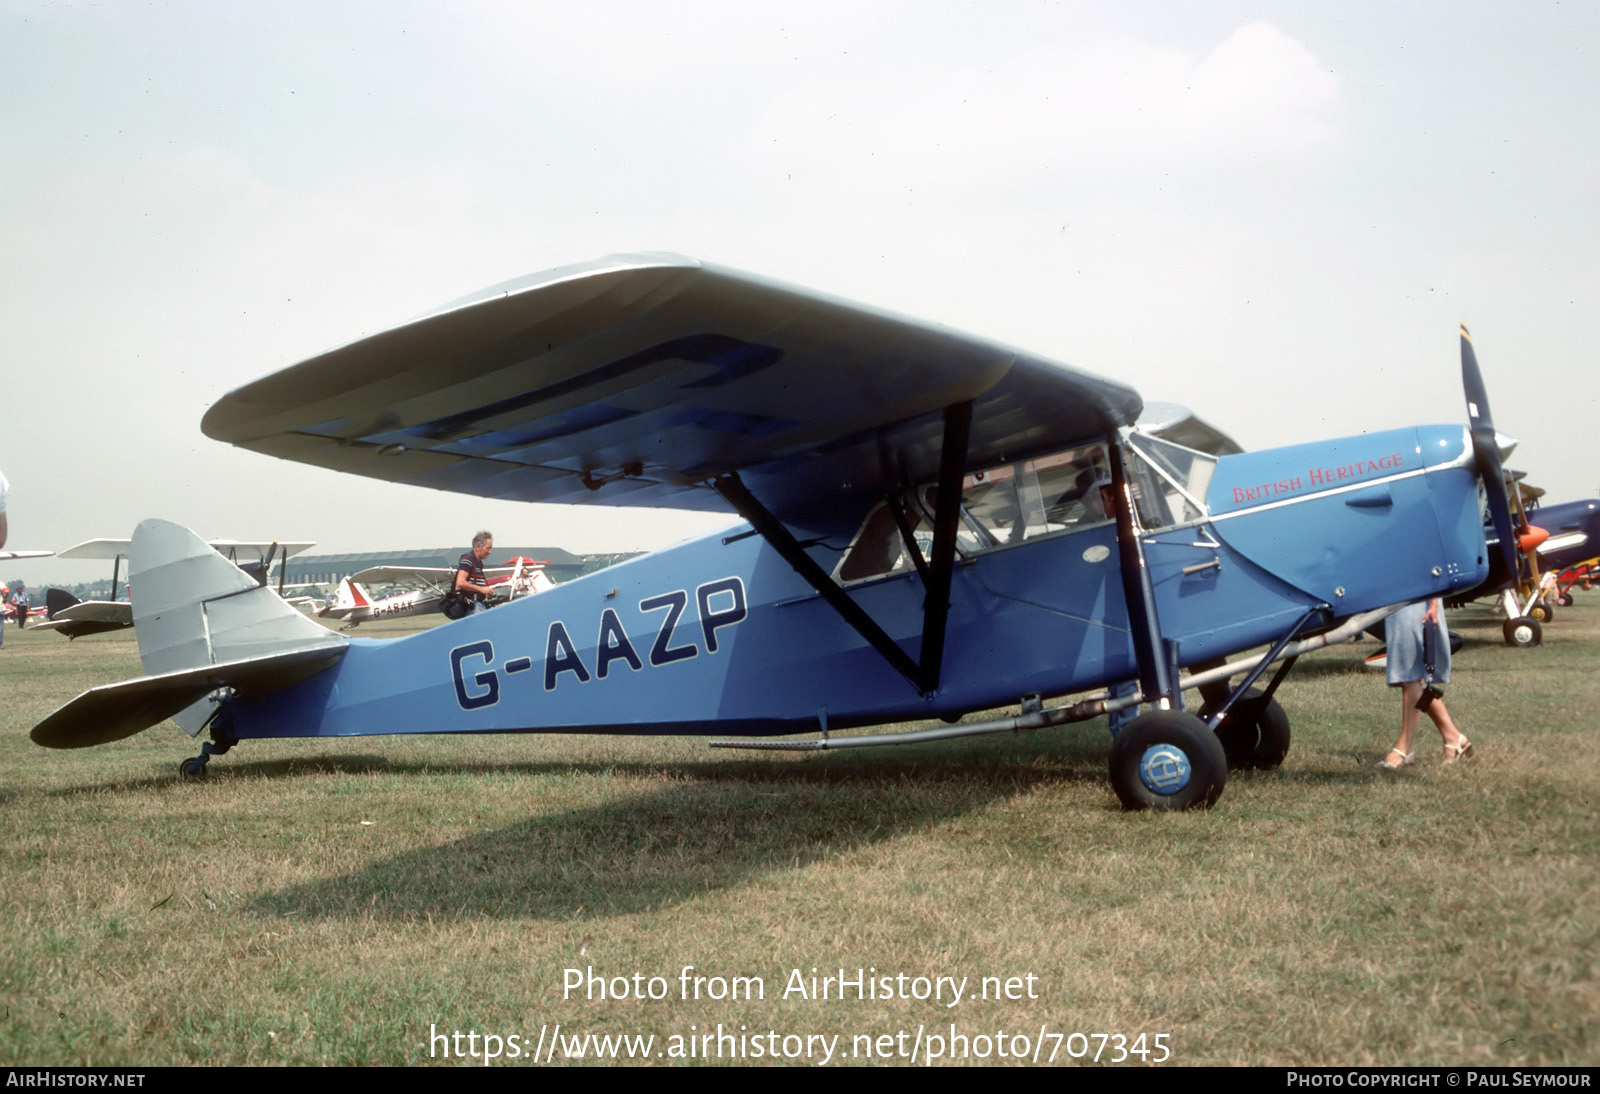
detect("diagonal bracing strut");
top-left (711, 401), bottom-right (973, 695)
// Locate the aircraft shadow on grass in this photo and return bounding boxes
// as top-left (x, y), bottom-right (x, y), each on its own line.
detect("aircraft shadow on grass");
top-left (244, 751), bottom-right (1101, 922)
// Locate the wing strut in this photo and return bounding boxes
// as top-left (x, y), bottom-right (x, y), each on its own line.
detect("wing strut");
top-left (711, 400), bottom-right (974, 696)
top-left (916, 401), bottom-right (973, 692)
top-left (1107, 437), bottom-right (1178, 708)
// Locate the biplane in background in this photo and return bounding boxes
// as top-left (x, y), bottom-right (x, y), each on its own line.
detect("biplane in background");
top-left (35, 537), bottom-right (318, 639)
top-left (33, 256), bottom-right (1523, 810)
top-left (319, 556), bottom-right (555, 627)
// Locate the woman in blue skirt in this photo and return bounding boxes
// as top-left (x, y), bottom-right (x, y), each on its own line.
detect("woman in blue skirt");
top-left (1378, 598), bottom-right (1474, 769)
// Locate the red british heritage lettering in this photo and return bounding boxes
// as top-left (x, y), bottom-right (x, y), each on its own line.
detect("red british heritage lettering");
top-left (1306, 452), bottom-right (1405, 488)
top-left (1231, 475), bottom-right (1304, 505)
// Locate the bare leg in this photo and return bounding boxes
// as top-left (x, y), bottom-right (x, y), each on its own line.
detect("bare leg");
top-left (1388, 681), bottom-right (1426, 759)
top-left (1422, 698), bottom-right (1463, 747)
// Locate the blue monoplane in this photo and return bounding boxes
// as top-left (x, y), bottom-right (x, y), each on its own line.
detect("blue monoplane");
top-left (33, 256), bottom-right (1522, 810)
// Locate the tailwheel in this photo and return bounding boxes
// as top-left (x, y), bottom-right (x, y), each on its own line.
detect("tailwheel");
top-left (1503, 616), bottom-right (1542, 648)
top-left (177, 740), bottom-right (224, 778)
top-left (1109, 710), bottom-right (1227, 811)
top-left (1198, 687), bottom-right (1291, 770)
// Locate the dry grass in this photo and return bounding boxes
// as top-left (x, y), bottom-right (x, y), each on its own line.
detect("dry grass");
top-left (0, 603), bottom-right (1594, 1066)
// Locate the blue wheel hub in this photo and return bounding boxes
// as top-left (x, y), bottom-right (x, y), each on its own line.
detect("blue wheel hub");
top-left (1138, 744), bottom-right (1192, 795)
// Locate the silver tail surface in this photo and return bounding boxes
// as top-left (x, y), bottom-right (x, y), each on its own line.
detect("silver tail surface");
top-left (32, 519), bottom-right (347, 749)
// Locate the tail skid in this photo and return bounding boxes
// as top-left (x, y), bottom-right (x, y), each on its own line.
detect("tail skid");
top-left (32, 519), bottom-right (347, 749)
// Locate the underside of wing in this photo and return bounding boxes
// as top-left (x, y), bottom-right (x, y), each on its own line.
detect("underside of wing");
top-left (203, 255), bottom-right (1142, 517)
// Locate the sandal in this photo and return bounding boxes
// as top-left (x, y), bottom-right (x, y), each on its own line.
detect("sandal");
top-left (1443, 737), bottom-right (1475, 763)
top-left (1377, 748), bottom-right (1414, 770)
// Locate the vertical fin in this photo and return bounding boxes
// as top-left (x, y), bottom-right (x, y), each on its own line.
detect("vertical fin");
top-left (131, 519), bottom-right (342, 677)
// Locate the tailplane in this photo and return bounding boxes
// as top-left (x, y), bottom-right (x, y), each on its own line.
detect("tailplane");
top-left (32, 520), bottom-right (347, 749)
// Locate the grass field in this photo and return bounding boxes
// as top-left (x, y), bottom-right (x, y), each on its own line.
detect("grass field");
top-left (0, 602), bottom-right (1594, 1066)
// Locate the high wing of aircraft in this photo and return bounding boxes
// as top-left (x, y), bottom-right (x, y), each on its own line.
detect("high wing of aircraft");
top-left (33, 255), bottom-right (1521, 812)
top-left (1, 550), bottom-right (53, 561)
top-left (34, 537), bottom-right (316, 638)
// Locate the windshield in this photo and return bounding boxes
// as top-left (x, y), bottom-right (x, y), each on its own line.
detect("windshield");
top-left (1125, 432), bottom-right (1215, 527)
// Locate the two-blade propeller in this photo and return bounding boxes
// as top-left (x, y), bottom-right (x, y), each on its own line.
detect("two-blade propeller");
top-left (1461, 324), bottom-right (1520, 588)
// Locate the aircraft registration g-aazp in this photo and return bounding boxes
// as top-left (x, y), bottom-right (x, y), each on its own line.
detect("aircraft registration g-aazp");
top-left (32, 255), bottom-right (1522, 810)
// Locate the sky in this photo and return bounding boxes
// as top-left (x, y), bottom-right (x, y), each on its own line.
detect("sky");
top-left (3, 0), bottom-right (1597, 585)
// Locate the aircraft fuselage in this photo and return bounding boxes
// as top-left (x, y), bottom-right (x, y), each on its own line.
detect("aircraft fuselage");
top-left (222, 423), bottom-right (1488, 743)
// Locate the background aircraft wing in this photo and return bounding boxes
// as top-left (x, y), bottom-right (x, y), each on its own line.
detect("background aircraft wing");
top-left (1134, 401), bottom-right (1244, 456)
top-left (52, 601), bottom-right (134, 625)
top-left (203, 254), bottom-right (1142, 517)
top-left (0, 550), bottom-right (53, 560)
top-left (206, 539), bottom-right (316, 559)
top-left (58, 539), bottom-right (131, 560)
top-left (59, 538), bottom-right (315, 560)
top-left (345, 565), bottom-right (456, 588)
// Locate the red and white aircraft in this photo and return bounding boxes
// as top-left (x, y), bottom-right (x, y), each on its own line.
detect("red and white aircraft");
top-left (319, 556), bottom-right (554, 627)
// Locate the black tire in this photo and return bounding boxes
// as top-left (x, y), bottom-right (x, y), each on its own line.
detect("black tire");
top-left (1558, 593), bottom-right (1574, 607)
top-left (1503, 616), bottom-right (1542, 648)
top-left (1530, 600), bottom-right (1554, 623)
top-left (1198, 687), bottom-right (1291, 770)
top-left (1448, 630), bottom-right (1464, 655)
top-left (178, 757), bottom-right (207, 778)
top-left (1109, 710), bottom-right (1227, 811)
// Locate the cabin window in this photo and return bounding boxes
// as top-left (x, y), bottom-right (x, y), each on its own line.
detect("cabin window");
top-left (1020, 445), bottom-right (1113, 538)
top-left (833, 443), bottom-right (1117, 583)
top-left (1125, 433), bottom-right (1214, 527)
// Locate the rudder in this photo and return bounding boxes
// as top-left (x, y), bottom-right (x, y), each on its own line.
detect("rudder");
top-left (131, 519), bottom-right (339, 677)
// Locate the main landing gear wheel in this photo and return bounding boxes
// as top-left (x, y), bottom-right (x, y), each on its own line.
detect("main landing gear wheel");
top-left (1503, 616), bottom-right (1542, 648)
top-left (1529, 600), bottom-right (1555, 623)
top-left (1558, 593), bottom-right (1574, 607)
top-left (1109, 710), bottom-right (1227, 812)
top-left (1197, 687), bottom-right (1291, 770)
